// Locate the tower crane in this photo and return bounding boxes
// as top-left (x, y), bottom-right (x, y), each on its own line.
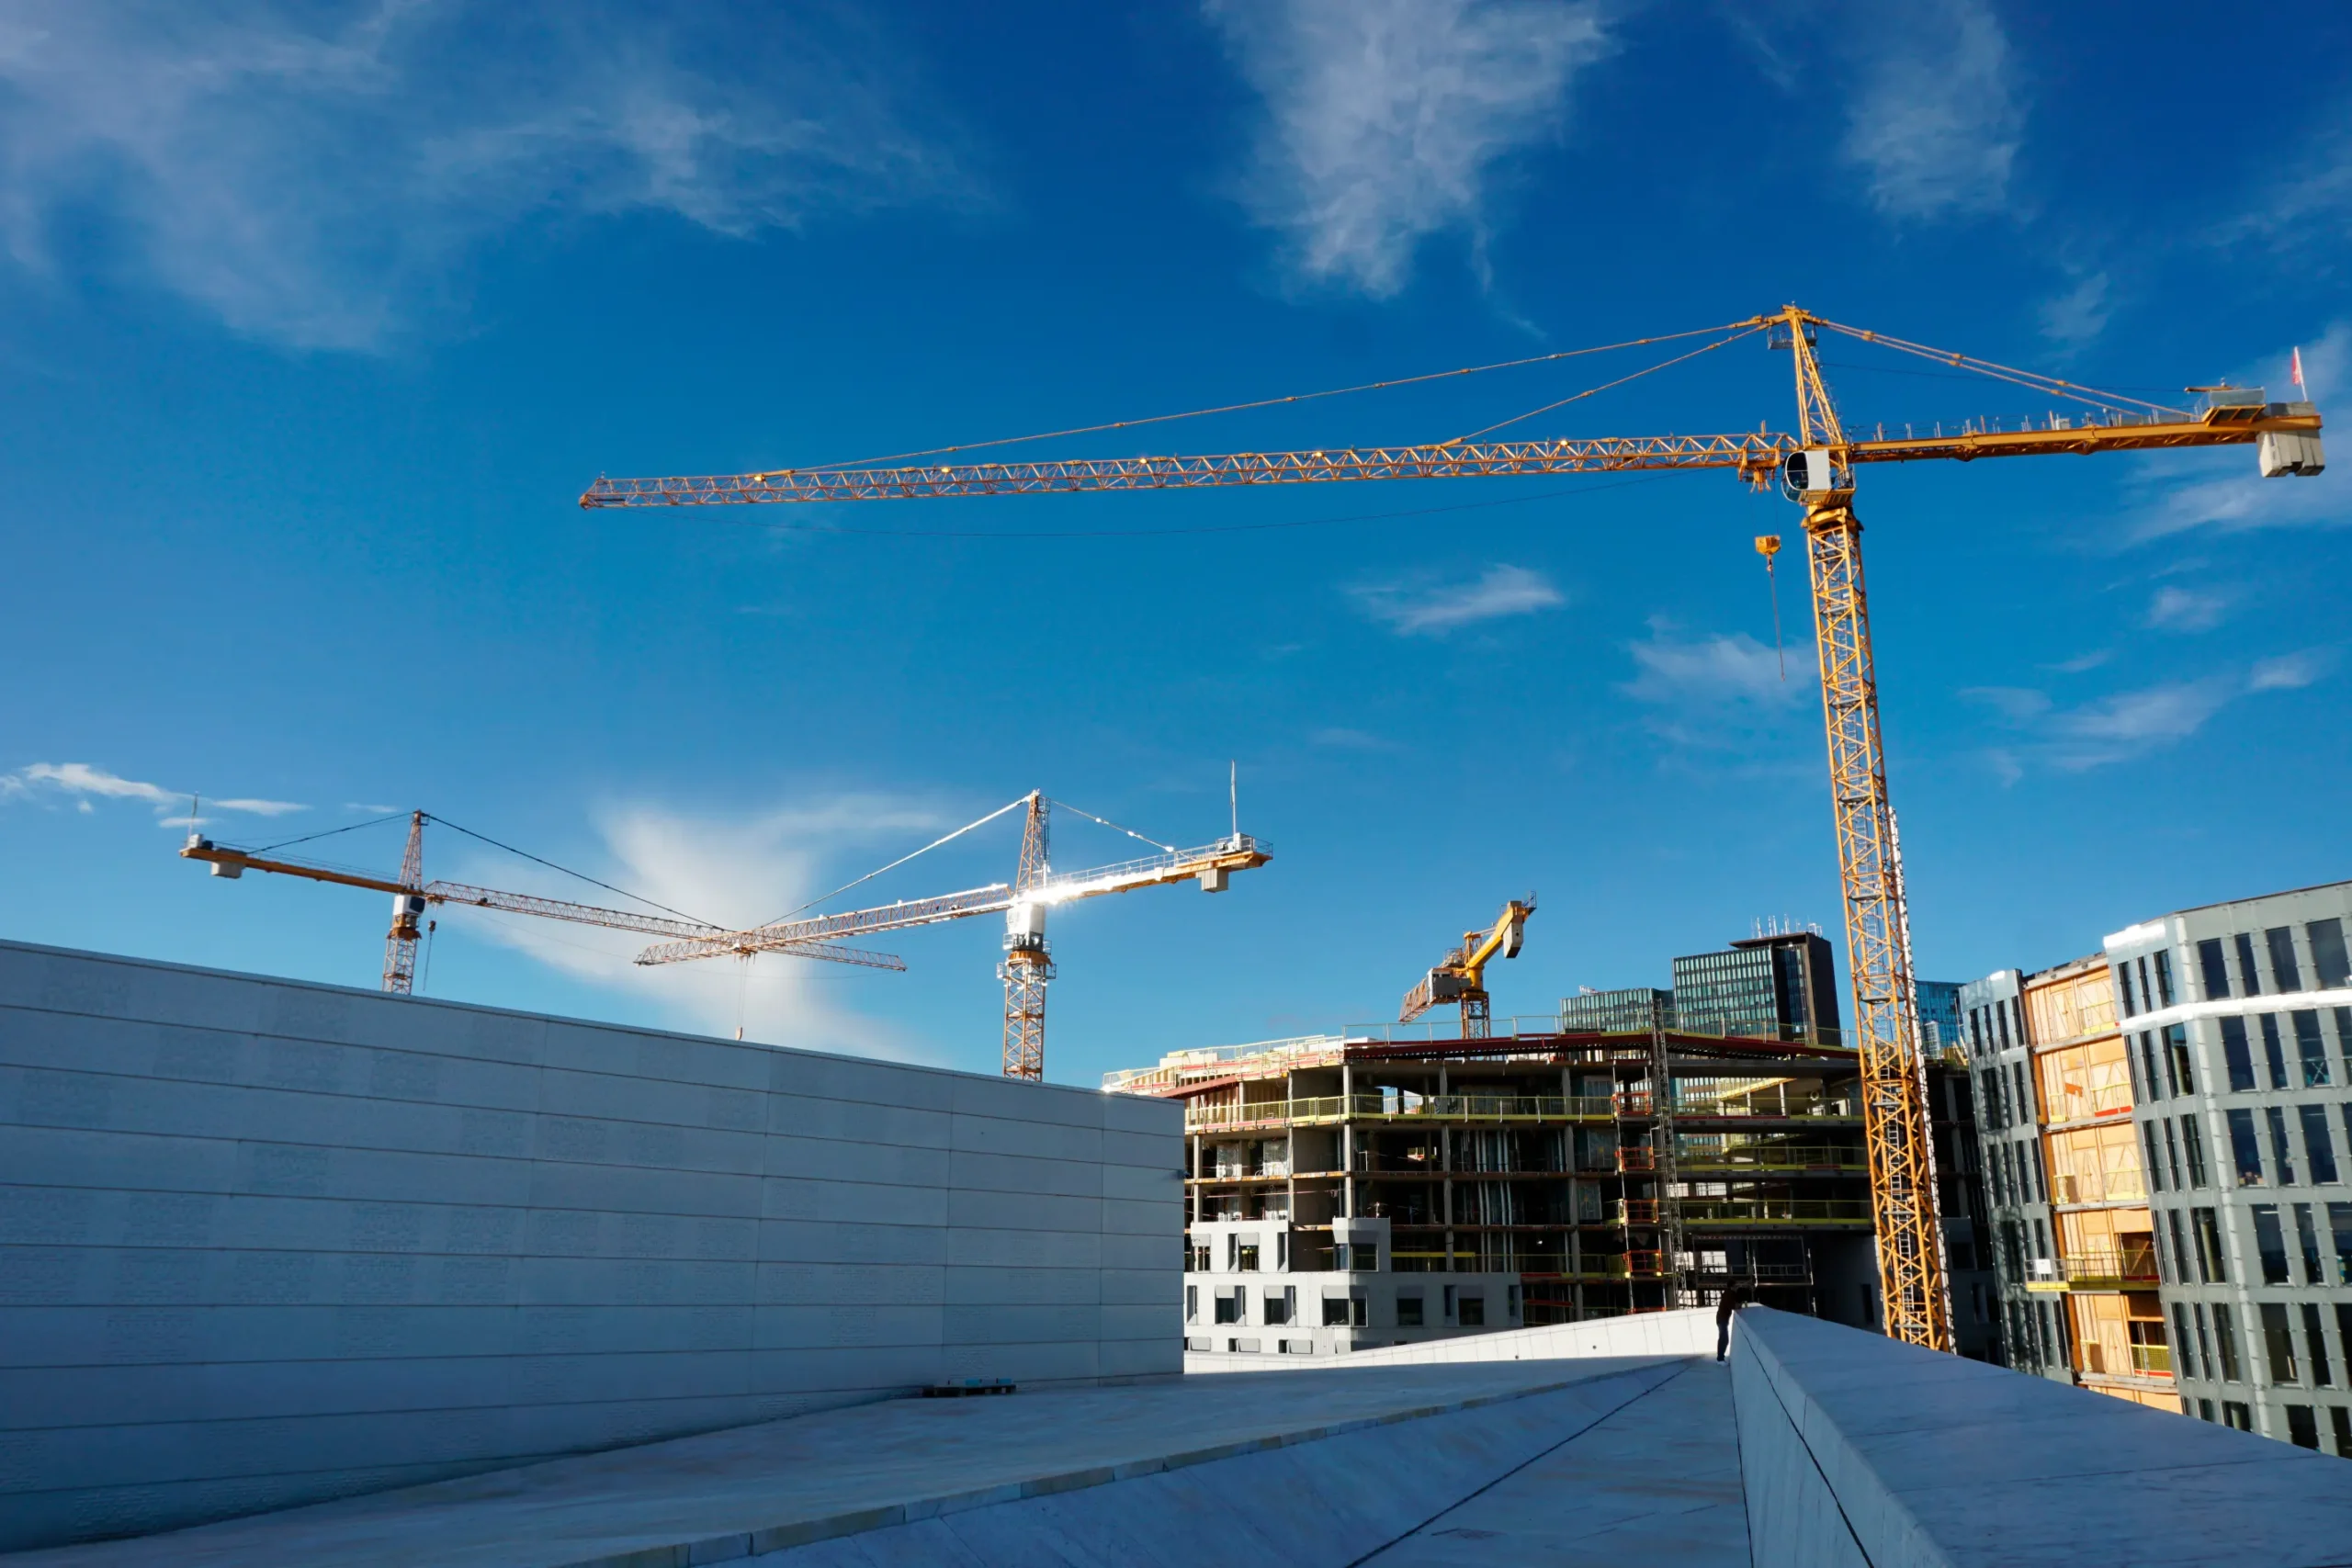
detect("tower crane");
top-left (632, 791), bottom-right (1271, 1080)
top-left (1399, 896), bottom-right (1535, 1038)
top-left (579, 303), bottom-right (2324, 1352)
top-left (182, 811), bottom-right (904, 994)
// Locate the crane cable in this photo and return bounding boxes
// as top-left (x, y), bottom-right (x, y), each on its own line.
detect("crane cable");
top-left (1047, 798), bottom-right (1178, 855)
top-left (755, 795), bottom-right (1028, 930)
top-left (808, 319), bottom-right (1767, 470)
top-left (1811, 318), bottom-right (2191, 418)
top-left (1442, 324), bottom-right (1769, 444)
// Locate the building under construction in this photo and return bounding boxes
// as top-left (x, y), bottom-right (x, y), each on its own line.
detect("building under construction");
top-left (1108, 1019), bottom-right (1883, 1355)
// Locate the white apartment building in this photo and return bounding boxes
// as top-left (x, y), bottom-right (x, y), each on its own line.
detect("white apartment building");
top-left (1182, 1215), bottom-right (1526, 1356)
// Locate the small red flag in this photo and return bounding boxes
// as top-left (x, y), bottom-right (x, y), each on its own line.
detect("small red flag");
top-left (2290, 346), bottom-right (2306, 393)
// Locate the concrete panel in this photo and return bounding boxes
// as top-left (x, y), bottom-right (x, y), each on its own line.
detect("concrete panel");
top-left (0, 939), bottom-right (1181, 1553)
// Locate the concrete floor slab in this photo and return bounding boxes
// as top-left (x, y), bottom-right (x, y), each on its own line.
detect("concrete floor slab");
top-left (1362, 1360), bottom-right (1749, 1568)
top-left (5, 1359), bottom-right (1677, 1568)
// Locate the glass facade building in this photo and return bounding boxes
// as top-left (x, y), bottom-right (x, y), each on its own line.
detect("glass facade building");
top-left (1671, 932), bottom-right (1843, 1045)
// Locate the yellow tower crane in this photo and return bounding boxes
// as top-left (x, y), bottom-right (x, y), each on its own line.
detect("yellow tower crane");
top-left (1398, 896), bottom-right (1535, 1038)
top-left (630, 791), bottom-right (1270, 1080)
top-left (580, 304), bottom-right (2324, 1352)
top-left (183, 810), bottom-right (905, 993)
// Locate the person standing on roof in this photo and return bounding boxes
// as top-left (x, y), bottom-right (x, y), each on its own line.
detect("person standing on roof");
top-left (1715, 1285), bottom-right (1752, 1362)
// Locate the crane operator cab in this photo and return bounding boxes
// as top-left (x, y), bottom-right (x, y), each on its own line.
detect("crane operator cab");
top-left (1780, 447), bottom-right (1850, 503)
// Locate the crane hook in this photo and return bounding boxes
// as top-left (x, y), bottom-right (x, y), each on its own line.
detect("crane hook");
top-left (1754, 536), bottom-right (1786, 682)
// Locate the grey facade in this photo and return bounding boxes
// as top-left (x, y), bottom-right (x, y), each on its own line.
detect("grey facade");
top-left (2106, 879), bottom-right (2352, 1450)
top-left (0, 940), bottom-right (1182, 1552)
top-left (1959, 966), bottom-right (2072, 1382)
top-left (1556, 987), bottom-right (1672, 1034)
top-left (1670, 932), bottom-right (1841, 1045)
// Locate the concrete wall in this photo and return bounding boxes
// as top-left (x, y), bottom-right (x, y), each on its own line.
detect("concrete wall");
top-left (0, 940), bottom-right (1182, 1552)
top-left (1733, 1306), bottom-right (2352, 1567)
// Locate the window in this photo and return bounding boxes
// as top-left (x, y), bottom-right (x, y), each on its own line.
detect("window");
top-left (2339, 1009), bottom-right (2352, 1079)
top-left (1357, 1243), bottom-right (1379, 1272)
top-left (2169, 1210), bottom-right (2192, 1286)
top-left (2172, 1303), bottom-right (2199, 1381)
top-left (2295, 1203), bottom-right (2325, 1283)
top-left (1225, 1234), bottom-right (1238, 1270)
top-left (1264, 1288), bottom-right (1294, 1325)
top-left (2267, 1106), bottom-right (2299, 1185)
top-left (1330, 1243), bottom-right (1350, 1271)
top-left (1321, 1296), bottom-right (1351, 1327)
top-left (2118, 962), bottom-right (2138, 1017)
top-left (2222, 1400), bottom-right (2252, 1431)
top-left (2254, 1205), bottom-right (2290, 1284)
top-left (2195, 1303), bottom-right (2216, 1377)
top-left (2165, 1119), bottom-right (2185, 1189)
top-left (2154, 950), bottom-right (2176, 1007)
top-left (2214, 1304), bottom-right (2244, 1382)
top-left (2309, 918), bottom-right (2351, 989)
top-left (2193, 1208), bottom-right (2228, 1282)
top-left (2260, 1015), bottom-right (2289, 1090)
top-left (1459, 1293), bottom-right (1486, 1327)
top-left (2263, 1303), bottom-right (2301, 1385)
top-left (2030, 1141), bottom-right (2048, 1203)
top-left (1998, 1004), bottom-right (2012, 1049)
top-left (2268, 927), bottom-right (2304, 992)
top-left (2335, 1406), bottom-right (2352, 1459)
top-left (2293, 1012), bottom-right (2331, 1087)
top-left (2304, 1303), bottom-right (2333, 1388)
top-left (2199, 938), bottom-right (2231, 999)
top-left (2182, 1116), bottom-right (2211, 1188)
top-left (1216, 1291), bottom-right (1242, 1325)
top-left (2228, 1109), bottom-right (2266, 1186)
top-left (1442, 1285), bottom-right (1457, 1321)
top-left (2001, 1219), bottom-right (2026, 1280)
top-left (2286, 1405), bottom-right (2320, 1450)
top-left (1186, 1285), bottom-right (1198, 1322)
top-left (2032, 1216), bottom-right (2051, 1265)
top-left (1396, 1293), bottom-right (1424, 1326)
top-left (2142, 1122), bottom-right (2166, 1193)
top-left (2138, 1033), bottom-right (2163, 1102)
top-left (1236, 1243), bottom-right (1261, 1272)
top-left (1979, 1068), bottom-right (2003, 1132)
top-left (2199, 1399), bottom-right (2216, 1423)
top-left (2236, 932), bottom-right (2263, 996)
top-left (2013, 1063), bottom-right (2030, 1124)
top-left (2221, 1017), bottom-right (2256, 1092)
top-left (2165, 1024), bottom-right (2195, 1096)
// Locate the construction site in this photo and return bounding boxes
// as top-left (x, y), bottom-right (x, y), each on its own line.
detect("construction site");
top-left (6, 299), bottom-right (2341, 1562)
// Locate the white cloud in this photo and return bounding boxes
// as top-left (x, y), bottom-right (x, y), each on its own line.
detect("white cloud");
top-left (451, 795), bottom-right (959, 1063)
top-left (1205, 0), bottom-right (1609, 297)
top-left (1965, 658), bottom-right (2332, 773)
top-left (1623, 617), bottom-right (1814, 707)
top-left (4, 761), bottom-right (303, 818)
top-left (1840, 0), bottom-right (2022, 220)
top-left (2039, 271), bottom-right (2111, 348)
top-left (2121, 320), bottom-right (2348, 541)
top-left (2143, 585), bottom-right (2231, 632)
top-left (1349, 563), bottom-right (1564, 635)
top-left (0, 2), bottom-right (963, 349)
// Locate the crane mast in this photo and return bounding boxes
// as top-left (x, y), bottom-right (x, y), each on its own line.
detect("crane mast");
top-left (1000, 792), bottom-right (1055, 1080)
top-left (585, 306), bottom-right (2324, 1350)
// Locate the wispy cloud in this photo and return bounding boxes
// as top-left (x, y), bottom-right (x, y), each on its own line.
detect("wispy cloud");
top-left (2043, 649), bottom-right (2112, 674)
top-left (3, 761), bottom-right (304, 820)
top-left (1966, 656), bottom-right (2333, 774)
top-left (1308, 727), bottom-right (1399, 751)
top-left (1349, 563), bottom-right (1564, 635)
top-left (0, 2), bottom-right (964, 349)
top-left (2122, 321), bottom-right (2346, 541)
top-left (1839, 0), bottom-right (2023, 220)
top-left (1205, 0), bottom-right (1609, 297)
top-left (1623, 618), bottom-right (1814, 708)
top-left (2143, 584), bottom-right (2232, 632)
top-left (2039, 270), bottom-right (2111, 348)
top-left (452, 795), bottom-right (956, 1062)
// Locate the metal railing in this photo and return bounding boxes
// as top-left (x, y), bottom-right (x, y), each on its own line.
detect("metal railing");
top-left (1674, 1198), bottom-right (1873, 1227)
top-left (2130, 1343), bottom-right (2174, 1375)
top-left (2050, 1169), bottom-right (2147, 1205)
top-left (2058, 1247), bottom-right (2160, 1289)
top-left (1674, 1144), bottom-right (1866, 1172)
top-left (2044, 1082), bottom-right (2135, 1122)
top-left (1184, 1093), bottom-right (1623, 1132)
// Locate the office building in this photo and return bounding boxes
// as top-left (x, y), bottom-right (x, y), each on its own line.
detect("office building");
top-left (1671, 931), bottom-right (1842, 1045)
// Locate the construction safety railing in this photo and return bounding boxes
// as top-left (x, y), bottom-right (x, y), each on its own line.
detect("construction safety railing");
top-left (1184, 1093), bottom-right (1623, 1133)
top-left (2056, 1247), bottom-right (2160, 1290)
top-left (2129, 1343), bottom-right (2175, 1375)
top-left (1672, 1090), bottom-right (1860, 1120)
top-left (2049, 1168), bottom-right (2148, 1206)
top-left (2043, 1082), bottom-right (2136, 1124)
top-left (1672, 1199), bottom-right (1874, 1227)
top-left (1674, 1144), bottom-right (1867, 1172)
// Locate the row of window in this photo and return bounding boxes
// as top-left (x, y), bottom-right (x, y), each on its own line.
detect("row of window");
top-left (2137, 1102), bottom-right (2352, 1193)
top-left (1984, 1132), bottom-right (2048, 1210)
top-left (2157, 1202), bottom-right (2352, 1289)
top-left (1188, 1236), bottom-right (1383, 1273)
top-left (2168, 1296), bottom-right (2352, 1398)
top-left (1185, 1282), bottom-right (1508, 1329)
top-left (2194, 1399), bottom-right (2352, 1454)
top-left (2117, 920), bottom-right (2352, 1021)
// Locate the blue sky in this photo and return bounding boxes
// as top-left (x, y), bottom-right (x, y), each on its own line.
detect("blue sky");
top-left (4, 1), bottom-right (2348, 1085)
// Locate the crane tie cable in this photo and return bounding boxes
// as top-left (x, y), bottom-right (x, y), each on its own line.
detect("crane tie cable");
top-left (1047, 799), bottom-right (1178, 854)
top-left (1444, 325), bottom-right (1769, 444)
top-left (754, 795), bottom-right (1028, 930)
top-left (807, 319), bottom-right (1766, 470)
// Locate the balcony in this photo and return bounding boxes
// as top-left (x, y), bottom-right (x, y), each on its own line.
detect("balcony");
top-left (1677, 1198), bottom-right (1874, 1228)
top-left (2054, 1246), bottom-right (2159, 1292)
top-left (2131, 1343), bottom-right (2174, 1375)
top-left (1675, 1144), bottom-right (1865, 1174)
